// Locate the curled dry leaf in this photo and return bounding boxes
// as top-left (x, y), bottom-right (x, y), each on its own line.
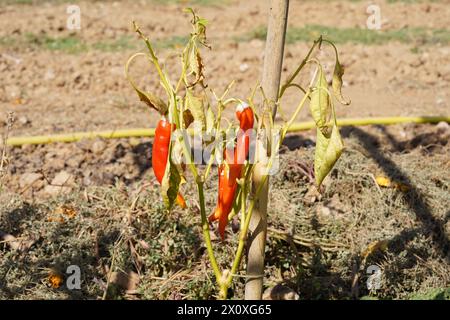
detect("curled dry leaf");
top-left (0, 230), bottom-right (35, 252)
top-left (332, 57), bottom-right (351, 105)
top-left (161, 153), bottom-right (182, 210)
top-left (125, 52), bottom-right (168, 115)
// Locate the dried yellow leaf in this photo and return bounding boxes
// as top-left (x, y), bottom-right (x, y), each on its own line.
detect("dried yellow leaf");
top-left (48, 273), bottom-right (63, 289)
top-left (361, 240), bottom-right (389, 259)
top-left (375, 176), bottom-right (392, 187)
top-left (375, 176), bottom-right (410, 192)
top-left (48, 205), bottom-right (77, 222)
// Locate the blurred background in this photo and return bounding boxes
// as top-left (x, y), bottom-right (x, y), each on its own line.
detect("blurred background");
top-left (1, 0), bottom-right (449, 136)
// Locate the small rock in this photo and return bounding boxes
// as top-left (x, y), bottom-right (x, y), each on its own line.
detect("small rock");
top-left (110, 271), bottom-right (140, 293)
top-left (5, 85), bottom-right (20, 99)
top-left (44, 171), bottom-right (74, 196)
top-left (19, 172), bottom-right (43, 189)
top-left (45, 69), bottom-right (55, 81)
top-left (239, 63), bottom-right (249, 73)
top-left (18, 116), bottom-right (30, 126)
top-left (436, 121), bottom-right (450, 134)
top-left (90, 139), bottom-right (107, 155)
top-left (65, 154), bottom-right (85, 168)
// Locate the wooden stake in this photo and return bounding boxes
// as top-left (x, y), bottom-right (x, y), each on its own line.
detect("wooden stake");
top-left (245, 0), bottom-right (289, 300)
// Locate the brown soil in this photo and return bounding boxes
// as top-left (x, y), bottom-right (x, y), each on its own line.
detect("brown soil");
top-left (0, 0), bottom-right (449, 136)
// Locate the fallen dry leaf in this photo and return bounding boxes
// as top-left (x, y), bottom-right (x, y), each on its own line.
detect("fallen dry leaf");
top-left (375, 176), bottom-right (410, 192)
top-left (361, 240), bottom-right (389, 260)
top-left (48, 271), bottom-right (64, 289)
top-left (48, 205), bottom-right (78, 222)
top-left (0, 230), bottom-right (35, 252)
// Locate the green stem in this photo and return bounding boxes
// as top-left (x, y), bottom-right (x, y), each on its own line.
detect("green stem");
top-left (279, 37), bottom-right (321, 99)
top-left (197, 180), bottom-right (222, 290)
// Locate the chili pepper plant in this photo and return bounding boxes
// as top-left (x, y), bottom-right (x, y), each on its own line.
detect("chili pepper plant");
top-left (126, 10), bottom-right (350, 299)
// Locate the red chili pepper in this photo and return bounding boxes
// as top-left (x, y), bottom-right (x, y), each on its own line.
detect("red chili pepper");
top-left (152, 117), bottom-right (186, 209)
top-left (209, 103), bottom-right (254, 240)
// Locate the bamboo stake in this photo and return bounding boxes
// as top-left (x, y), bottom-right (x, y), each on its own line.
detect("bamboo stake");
top-left (245, 0), bottom-right (290, 300)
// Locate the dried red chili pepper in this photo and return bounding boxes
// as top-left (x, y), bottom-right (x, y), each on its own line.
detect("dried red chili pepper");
top-left (209, 103), bottom-right (254, 239)
top-left (152, 117), bottom-right (186, 209)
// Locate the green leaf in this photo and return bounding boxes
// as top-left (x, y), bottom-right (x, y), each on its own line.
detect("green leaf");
top-left (309, 67), bottom-right (331, 135)
top-left (314, 124), bottom-right (344, 187)
top-left (332, 57), bottom-right (351, 105)
top-left (186, 89), bottom-right (206, 130)
top-left (161, 153), bottom-right (182, 210)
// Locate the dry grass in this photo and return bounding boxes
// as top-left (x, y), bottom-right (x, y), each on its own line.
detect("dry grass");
top-left (0, 124), bottom-right (449, 300)
top-left (0, 112), bottom-right (14, 192)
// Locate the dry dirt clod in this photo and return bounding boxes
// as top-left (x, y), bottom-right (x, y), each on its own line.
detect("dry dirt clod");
top-left (91, 139), bottom-right (107, 155)
top-left (19, 172), bottom-right (43, 189)
top-left (110, 271), bottom-right (140, 293)
top-left (263, 284), bottom-right (299, 300)
top-left (44, 170), bottom-right (75, 196)
top-left (436, 121), bottom-right (450, 134)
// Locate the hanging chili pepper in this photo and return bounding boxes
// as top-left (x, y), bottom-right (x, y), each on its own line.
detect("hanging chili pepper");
top-left (152, 117), bottom-right (187, 209)
top-left (209, 103), bottom-right (254, 240)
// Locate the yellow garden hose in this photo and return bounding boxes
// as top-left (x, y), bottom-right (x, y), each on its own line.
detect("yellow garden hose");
top-left (4, 116), bottom-right (450, 147)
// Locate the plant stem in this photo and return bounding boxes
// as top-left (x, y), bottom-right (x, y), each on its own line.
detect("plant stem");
top-left (279, 37), bottom-right (321, 99)
top-left (222, 159), bottom-right (272, 296)
top-left (197, 180), bottom-right (222, 289)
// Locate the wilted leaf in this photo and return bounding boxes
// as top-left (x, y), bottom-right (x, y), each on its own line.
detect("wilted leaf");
top-left (185, 89), bottom-right (206, 130)
top-left (183, 9), bottom-right (209, 87)
top-left (183, 109), bottom-right (194, 128)
top-left (135, 88), bottom-right (168, 115)
top-left (185, 7), bottom-right (209, 47)
top-left (161, 152), bottom-right (182, 210)
top-left (310, 67), bottom-right (331, 135)
top-left (171, 135), bottom-right (186, 184)
top-left (332, 57), bottom-right (351, 105)
top-left (187, 49), bottom-right (205, 87)
top-left (314, 124), bottom-right (344, 187)
top-left (125, 53), bottom-right (168, 115)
